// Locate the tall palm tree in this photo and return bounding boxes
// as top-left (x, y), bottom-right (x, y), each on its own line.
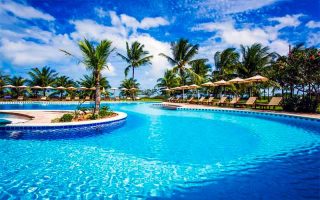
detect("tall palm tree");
top-left (238, 43), bottom-right (275, 77)
top-left (159, 38), bottom-right (207, 85)
top-left (117, 41), bottom-right (153, 79)
top-left (9, 76), bottom-right (26, 97)
top-left (119, 78), bottom-right (140, 98)
top-left (52, 76), bottom-right (76, 99)
top-left (62, 39), bottom-right (114, 114)
top-left (156, 69), bottom-right (181, 89)
top-left (213, 48), bottom-right (240, 80)
top-left (27, 66), bottom-right (58, 96)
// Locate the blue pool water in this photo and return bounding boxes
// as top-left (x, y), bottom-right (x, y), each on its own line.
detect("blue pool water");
top-left (0, 103), bottom-right (319, 199)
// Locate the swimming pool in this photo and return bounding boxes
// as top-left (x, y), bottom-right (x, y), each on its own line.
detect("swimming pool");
top-left (0, 113), bottom-right (31, 125)
top-left (0, 103), bottom-right (319, 199)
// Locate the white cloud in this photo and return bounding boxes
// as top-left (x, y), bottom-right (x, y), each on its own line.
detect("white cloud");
top-left (102, 62), bottom-right (117, 77)
top-left (0, 0), bottom-right (55, 21)
top-left (193, 0), bottom-right (281, 17)
top-left (306, 20), bottom-right (320, 29)
top-left (269, 14), bottom-right (303, 29)
top-left (193, 16), bottom-right (293, 57)
top-left (140, 17), bottom-right (170, 29)
top-left (307, 31), bottom-right (320, 47)
top-left (94, 7), bottom-right (108, 18)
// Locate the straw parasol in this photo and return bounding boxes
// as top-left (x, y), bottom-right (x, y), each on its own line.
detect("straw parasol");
top-left (189, 84), bottom-right (200, 99)
top-left (201, 81), bottom-right (215, 87)
top-left (67, 86), bottom-right (76, 90)
top-left (121, 88), bottom-right (128, 91)
top-left (245, 75), bottom-right (269, 96)
top-left (228, 77), bottom-right (246, 84)
top-left (163, 88), bottom-right (171, 91)
top-left (228, 77), bottom-right (246, 97)
top-left (3, 85), bottom-right (15, 88)
top-left (44, 86), bottom-right (54, 89)
top-left (31, 86), bottom-right (42, 89)
top-left (102, 87), bottom-right (106, 94)
top-left (56, 86), bottom-right (66, 90)
top-left (89, 87), bottom-right (96, 90)
top-left (78, 86), bottom-right (87, 90)
top-left (214, 80), bottom-right (230, 86)
top-left (245, 75), bottom-right (268, 83)
top-left (214, 80), bottom-right (230, 97)
top-left (17, 85), bottom-right (28, 89)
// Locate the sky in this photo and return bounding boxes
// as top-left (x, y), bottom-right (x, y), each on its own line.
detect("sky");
top-left (0, 0), bottom-right (319, 89)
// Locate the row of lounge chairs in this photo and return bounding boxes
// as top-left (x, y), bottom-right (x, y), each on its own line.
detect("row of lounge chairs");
top-left (6, 96), bottom-right (92, 101)
top-left (167, 96), bottom-right (283, 110)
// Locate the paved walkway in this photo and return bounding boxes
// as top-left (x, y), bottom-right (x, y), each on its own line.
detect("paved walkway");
top-left (0, 110), bottom-right (70, 124)
top-left (162, 102), bottom-right (320, 119)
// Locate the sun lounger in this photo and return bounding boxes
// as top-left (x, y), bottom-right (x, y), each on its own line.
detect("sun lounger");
top-left (185, 97), bottom-right (194, 103)
top-left (191, 96), bottom-right (205, 104)
top-left (40, 96), bottom-right (47, 101)
top-left (74, 96), bottom-right (80, 101)
top-left (223, 97), bottom-right (241, 107)
top-left (17, 96), bottom-right (24, 101)
top-left (172, 97), bottom-right (180, 103)
top-left (65, 96), bottom-right (71, 101)
top-left (203, 97), bottom-right (214, 105)
top-left (235, 97), bottom-right (257, 108)
top-left (214, 96), bottom-right (228, 106)
top-left (84, 96), bottom-right (90, 101)
top-left (255, 97), bottom-right (283, 110)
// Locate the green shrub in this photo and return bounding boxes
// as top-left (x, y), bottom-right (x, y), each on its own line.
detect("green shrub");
top-left (59, 114), bottom-right (74, 122)
top-left (99, 106), bottom-right (113, 118)
top-left (89, 114), bottom-right (99, 120)
top-left (283, 96), bottom-right (319, 113)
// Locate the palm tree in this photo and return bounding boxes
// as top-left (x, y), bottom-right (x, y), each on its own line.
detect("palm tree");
top-left (119, 78), bottom-right (140, 98)
top-left (213, 48), bottom-right (240, 80)
top-left (157, 69), bottom-right (180, 89)
top-left (62, 39), bottom-right (114, 114)
top-left (27, 66), bottom-right (58, 96)
top-left (117, 41), bottom-right (153, 79)
top-left (0, 71), bottom-right (9, 98)
top-left (159, 38), bottom-right (207, 84)
top-left (9, 76), bottom-right (26, 97)
top-left (79, 74), bottom-right (111, 99)
top-left (190, 59), bottom-right (211, 84)
top-left (52, 76), bottom-right (76, 99)
top-left (238, 43), bottom-right (275, 77)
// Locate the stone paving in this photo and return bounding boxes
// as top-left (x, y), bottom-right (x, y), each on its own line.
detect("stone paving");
top-left (162, 102), bottom-right (320, 119)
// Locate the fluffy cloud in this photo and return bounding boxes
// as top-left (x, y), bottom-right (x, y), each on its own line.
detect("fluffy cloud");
top-left (306, 20), bottom-right (320, 29)
top-left (0, 0), bottom-right (55, 21)
top-left (269, 14), bottom-right (303, 29)
top-left (69, 13), bottom-right (172, 86)
top-left (192, 14), bottom-right (304, 56)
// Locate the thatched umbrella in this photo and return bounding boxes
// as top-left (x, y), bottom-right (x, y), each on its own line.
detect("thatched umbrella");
top-left (3, 85), bottom-right (15, 88)
top-left (245, 75), bottom-right (269, 97)
top-left (56, 86), bottom-right (66, 90)
top-left (214, 80), bottom-right (230, 97)
top-left (228, 77), bottom-right (247, 97)
top-left (78, 86), bottom-right (88, 90)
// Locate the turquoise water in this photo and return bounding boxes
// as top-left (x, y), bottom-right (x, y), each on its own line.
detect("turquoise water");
top-left (0, 103), bottom-right (319, 199)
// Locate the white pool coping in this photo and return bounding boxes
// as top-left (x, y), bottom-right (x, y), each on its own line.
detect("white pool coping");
top-left (0, 111), bottom-right (127, 128)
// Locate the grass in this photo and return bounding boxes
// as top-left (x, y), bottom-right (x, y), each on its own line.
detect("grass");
top-left (138, 98), bottom-right (163, 102)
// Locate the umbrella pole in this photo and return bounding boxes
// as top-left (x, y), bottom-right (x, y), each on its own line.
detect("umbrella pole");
top-left (183, 89), bottom-right (184, 100)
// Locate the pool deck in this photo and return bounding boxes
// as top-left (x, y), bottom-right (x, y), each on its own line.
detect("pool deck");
top-left (160, 102), bottom-right (320, 119)
top-left (0, 110), bottom-right (70, 124)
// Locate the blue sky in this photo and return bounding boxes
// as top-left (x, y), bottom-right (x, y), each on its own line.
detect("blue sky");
top-left (0, 0), bottom-right (319, 88)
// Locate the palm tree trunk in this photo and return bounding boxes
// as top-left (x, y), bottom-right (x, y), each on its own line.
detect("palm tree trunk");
top-left (132, 68), bottom-right (135, 80)
top-left (94, 72), bottom-right (101, 115)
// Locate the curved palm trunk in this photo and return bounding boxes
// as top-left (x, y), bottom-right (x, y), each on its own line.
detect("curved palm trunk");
top-left (132, 67), bottom-right (135, 80)
top-left (94, 72), bottom-right (101, 115)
